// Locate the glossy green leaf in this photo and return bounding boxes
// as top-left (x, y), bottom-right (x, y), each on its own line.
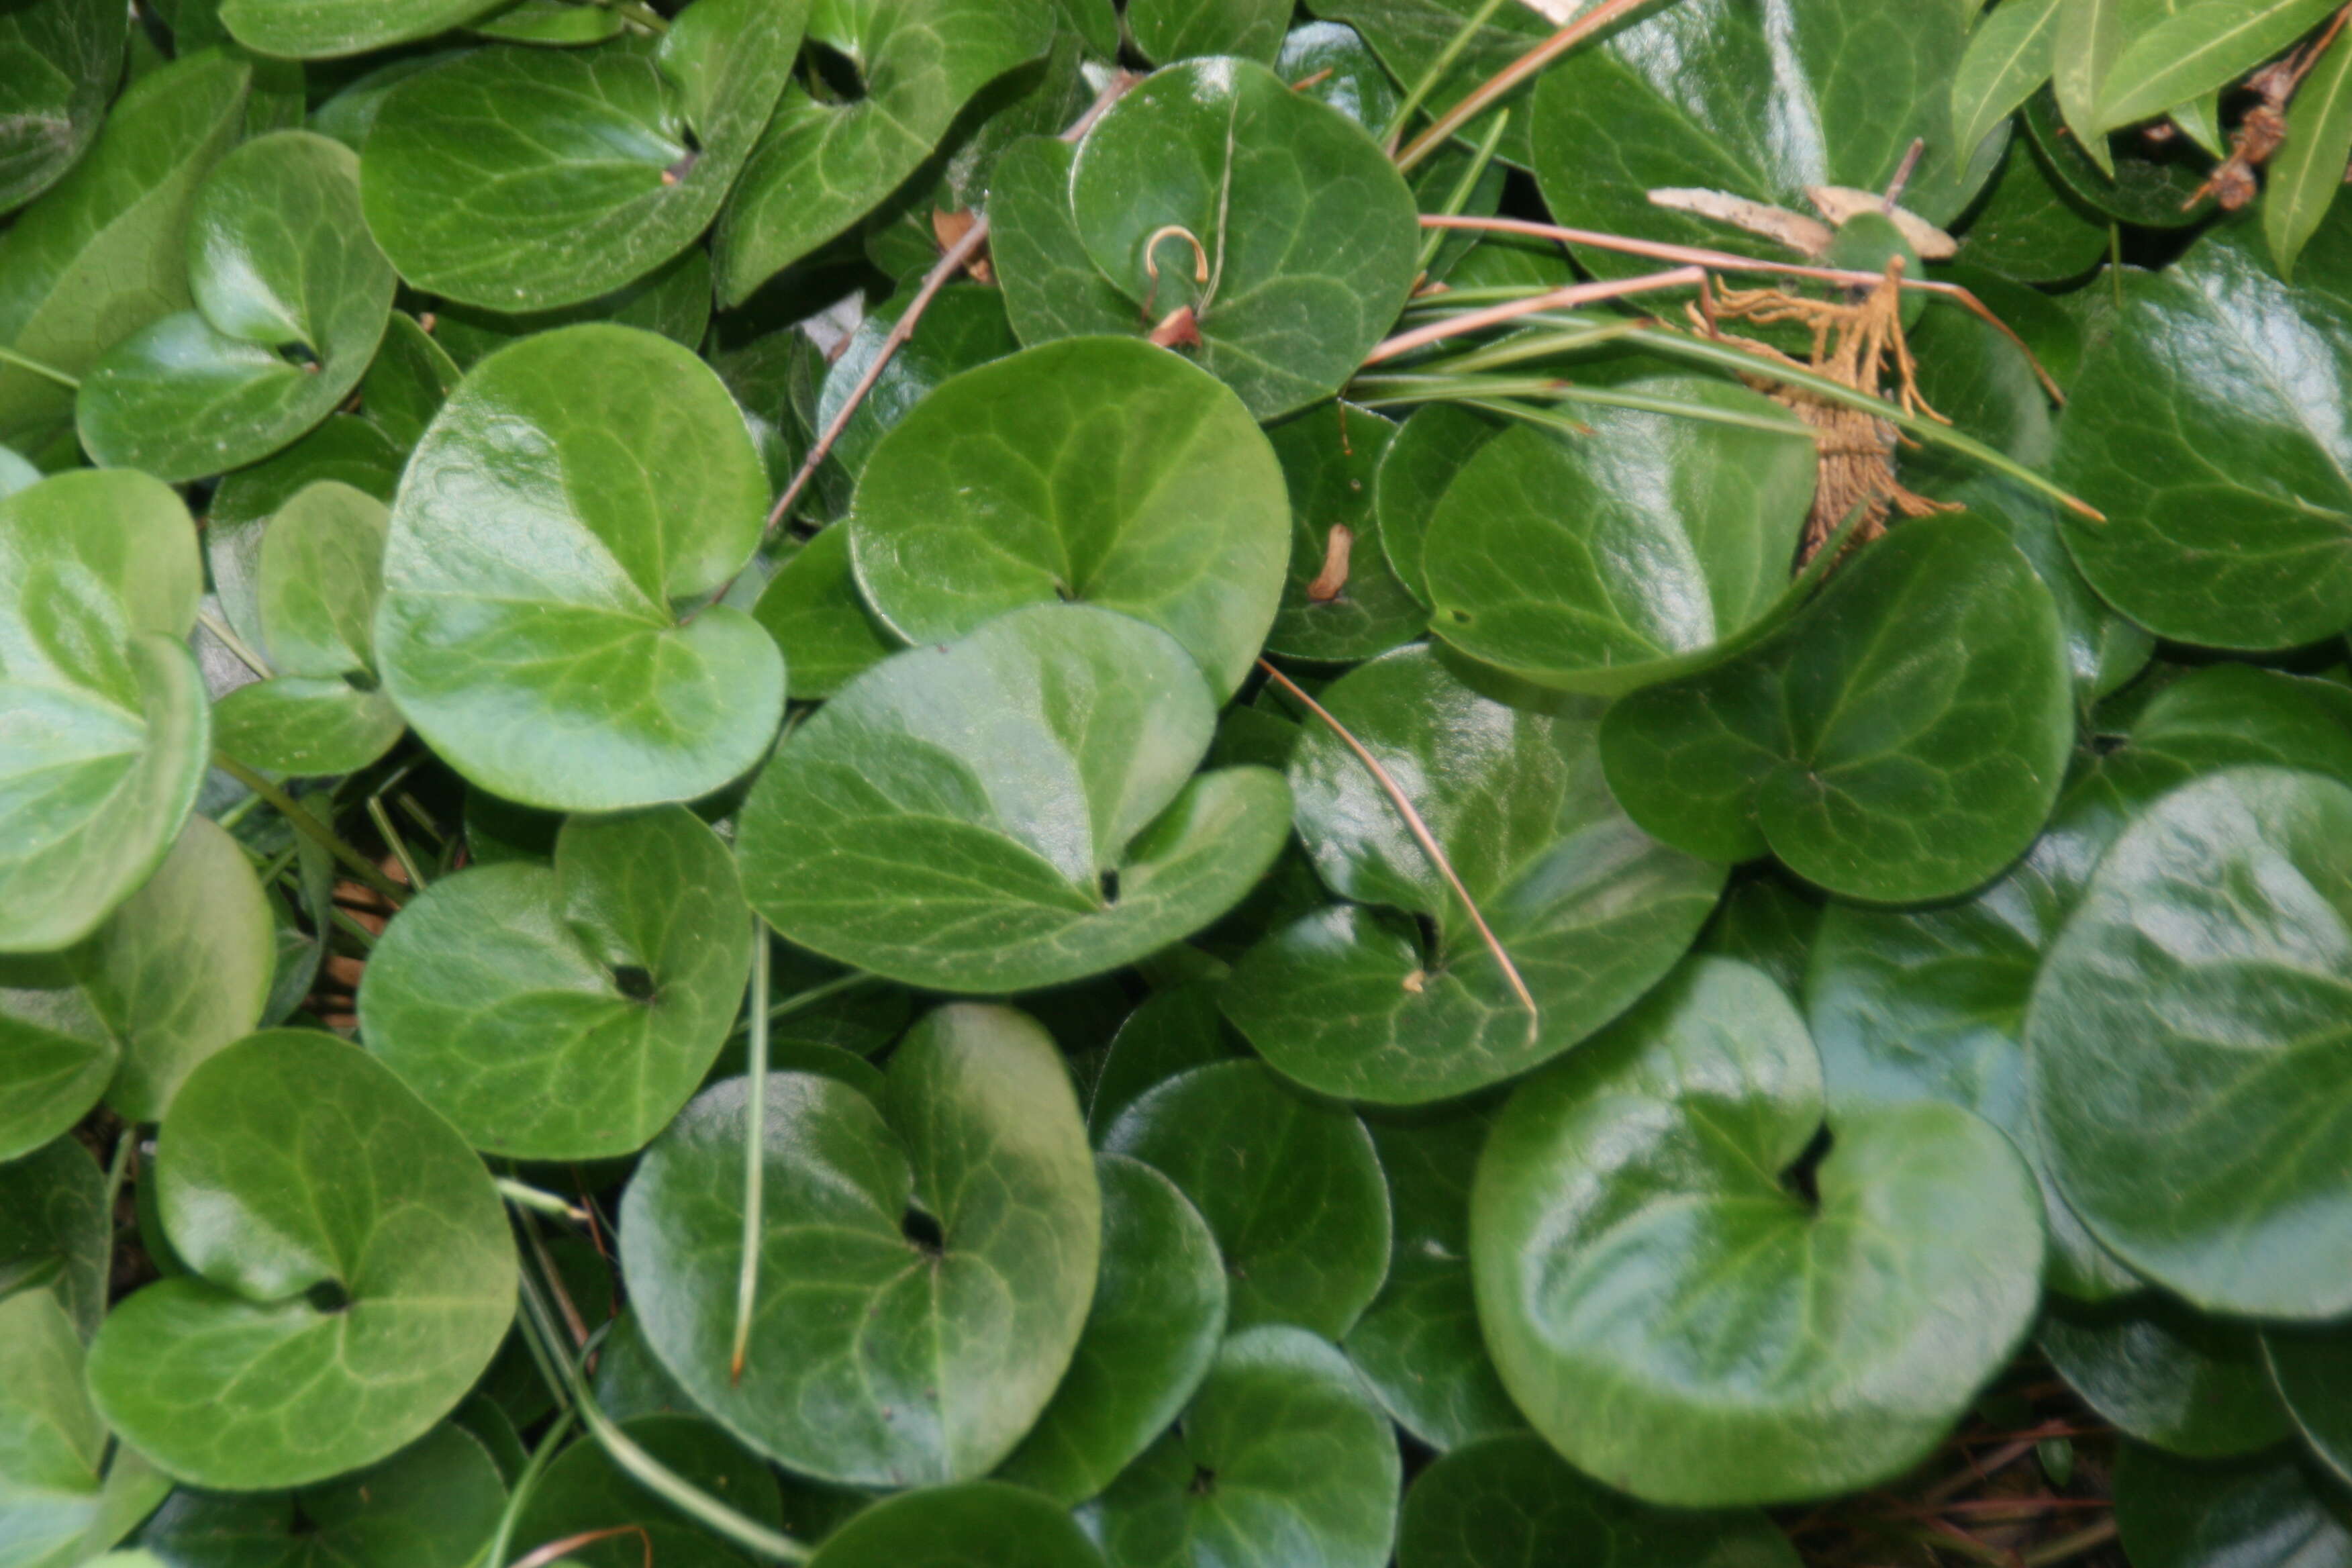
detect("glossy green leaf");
top-left (1129, 0), bottom-right (1288, 63)
top-left (994, 1154), bottom-right (1227, 1505)
top-left (2092, 0), bottom-right (2339, 132)
top-left (1077, 1326), bottom-right (1400, 1568)
top-left (1310, 0), bottom-right (1547, 164)
top-left (219, 0), bottom-right (501, 57)
top-left (1397, 1433), bottom-right (1800, 1568)
top-left (1085, 980), bottom-right (1239, 1138)
top-left (1277, 21), bottom-right (1400, 130)
top-left (736, 604), bottom-right (1291, 993)
top-left (360, 807), bottom-right (753, 1158)
top-left (0, 0), bottom-right (124, 213)
top-left (87, 1030), bottom-right (516, 1489)
top-left (1262, 404), bottom-right (1424, 665)
top-left (1343, 1264), bottom-right (1522, 1452)
top-left (2041, 1295), bottom-right (2290, 1457)
top-left (1103, 1060), bottom-right (1390, 1339)
top-left (849, 338), bottom-right (1289, 697)
top-left (376, 323), bottom-right (783, 812)
top-left (621, 1004), bottom-right (1100, 1488)
top-left (807, 1483), bottom-right (1104, 1568)
top-left (749, 526), bottom-right (897, 703)
top-left (0, 1290), bottom-right (173, 1568)
top-left (1472, 957), bottom-right (2045, 1506)
top-left (816, 284), bottom-right (1018, 493)
top-left (0, 963), bottom-right (117, 1164)
top-left (2114, 1442), bottom-right (2352, 1568)
top-left (2269, 1326), bottom-right (2352, 1486)
top-left (0, 1137), bottom-right (107, 1337)
top-left (2030, 766), bottom-right (2352, 1318)
top-left (469, 0), bottom-right (628, 43)
top-left (205, 418), bottom-right (403, 656)
top-left (0, 49), bottom-right (247, 460)
top-left (1224, 646), bottom-right (1722, 1104)
top-left (133, 1423), bottom-right (505, 1568)
top-left (1955, 134), bottom-right (2110, 283)
top-left (362, 0), bottom-right (805, 311)
top-left (1426, 383), bottom-right (1818, 694)
top-left (998, 58), bottom-right (1420, 419)
top-left (2267, 22), bottom-right (2352, 277)
top-left (78, 132), bottom-right (395, 483)
top-left (2023, 87), bottom-right (2210, 225)
top-left (1697, 875), bottom-right (1821, 999)
top-left (2053, 0), bottom-right (2129, 171)
top-left (510, 1414), bottom-right (781, 1566)
top-left (711, 0), bottom-right (1055, 305)
top-left (426, 246), bottom-right (714, 371)
top-left (0, 470), bottom-right (208, 954)
top-left (356, 312), bottom-right (460, 451)
top-left (1600, 513), bottom-right (2074, 903)
top-left (1953, 0), bottom-right (2063, 164)
top-left (1375, 403), bottom-right (1500, 610)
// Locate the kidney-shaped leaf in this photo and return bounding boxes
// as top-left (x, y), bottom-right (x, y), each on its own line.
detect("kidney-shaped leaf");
top-left (87, 1032), bottom-right (516, 1490)
top-left (736, 603), bottom-right (1290, 993)
top-left (1601, 513), bottom-right (2074, 903)
top-left (808, 1481), bottom-right (1105, 1568)
top-left (2030, 766), bottom-right (2352, 1319)
top-left (622, 1005), bottom-right (1100, 1489)
top-left (2114, 1442), bottom-right (2352, 1568)
top-left (0, 0), bottom-right (123, 213)
top-left (1222, 646), bottom-right (1724, 1105)
top-left (0, 471), bottom-right (207, 954)
top-left (362, 0), bottom-right (805, 311)
top-left (218, 0), bottom-right (503, 56)
top-left (2041, 1295), bottom-right (2290, 1459)
top-left (377, 323), bottom-right (783, 812)
top-left (360, 807), bottom-right (754, 1159)
top-left (1473, 957), bottom-right (2045, 1507)
top-left (79, 132), bottom-right (396, 483)
top-left (1426, 384), bottom-right (1820, 693)
top-left (850, 337), bottom-right (1291, 698)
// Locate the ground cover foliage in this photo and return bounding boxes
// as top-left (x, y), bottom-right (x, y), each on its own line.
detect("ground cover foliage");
top-left (6, 0), bottom-right (2352, 1565)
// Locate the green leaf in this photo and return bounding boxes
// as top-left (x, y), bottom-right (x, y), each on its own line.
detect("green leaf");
top-left (133, 1423), bottom-right (506, 1568)
top-left (749, 526), bottom-right (898, 703)
top-left (816, 283), bottom-right (1020, 493)
top-left (356, 312), bottom-right (460, 451)
top-left (1262, 404), bottom-right (1425, 665)
top-left (1103, 1060), bottom-right (1390, 1340)
top-left (999, 58), bottom-right (1422, 419)
top-left (736, 604), bottom-right (1291, 993)
top-left (1698, 875), bottom-right (1821, 999)
top-left (1277, 21), bottom-right (1401, 131)
top-left (1343, 1265), bottom-right (1524, 1452)
top-left (86, 1031), bottom-right (516, 1489)
top-left (0, 50), bottom-right (249, 449)
top-left (510, 1413), bottom-right (783, 1565)
top-left (470, 0), bottom-right (628, 44)
top-left (988, 136), bottom-right (1136, 345)
top-left (807, 1483), bottom-right (1105, 1568)
top-left (2041, 1295), bottom-right (2291, 1457)
top-left (0, 470), bottom-right (209, 954)
top-left (2267, 21), bottom-right (2352, 277)
top-left (1310, 0), bottom-right (1548, 164)
top-left (1076, 1326), bottom-right (1400, 1568)
top-left (2054, 0), bottom-right (2130, 173)
top-left (77, 132), bottom-right (397, 483)
top-left (204, 417), bottom-right (403, 656)
top-left (362, 0), bottom-right (806, 311)
top-left (1222, 646), bottom-right (1724, 1105)
top-left (1085, 979), bottom-right (1240, 1138)
top-left (1472, 957), bottom-right (2045, 1507)
top-left (710, 0), bottom-right (1055, 305)
top-left (1397, 1432), bottom-right (1801, 1568)
top-left (2022, 87), bottom-right (2211, 224)
top-left (376, 324), bottom-right (784, 812)
top-left (0, 964), bottom-right (117, 1165)
top-left (426, 246), bottom-right (714, 371)
top-left (1600, 513), bottom-right (2075, 903)
top-left (2029, 766), bottom-right (2352, 1318)
top-left (2114, 1443), bottom-right (2352, 1568)
top-left (620, 1004), bottom-right (1100, 1487)
top-left (2093, 0), bottom-right (2340, 131)
top-left (1128, 0), bottom-right (1289, 64)
top-left (0, 1137), bottom-right (108, 1338)
top-left (1953, 0), bottom-right (2064, 165)
top-left (993, 1154), bottom-right (1228, 1505)
top-left (849, 338), bottom-right (1291, 698)
top-left (0, 0), bottom-right (125, 213)
top-left (218, 0), bottom-right (502, 57)
top-left (1955, 134), bottom-right (2111, 284)
top-left (0, 1290), bottom-right (175, 1568)
top-left (2269, 1325), bottom-right (2352, 1486)
top-left (1425, 383), bottom-right (1820, 694)
top-left (1373, 403), bottom-right (1500, 610)
top-left (358, 807), bottom-right (754, 1159)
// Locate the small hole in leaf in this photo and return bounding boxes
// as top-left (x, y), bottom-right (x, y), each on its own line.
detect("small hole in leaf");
top-left (1099, 868), bottom-right (1120, 905)
top-left (1188, 1466), bottom-right (1218, 1498)
top-left (612, 965), bottom-right (657, 1001)
top-left (277, 341), bottom-right (320, 371)
top-left (305, 1279), bottom-right (352, 1314)
top-left (1781, 1125), bottom-right (1833, 1208)
top-left (807, 42), bottom-right (867, 103)
top-left (341, 668), bottom-right (380, 693)
top-left (901, 1207), bottom-right (944, 1256)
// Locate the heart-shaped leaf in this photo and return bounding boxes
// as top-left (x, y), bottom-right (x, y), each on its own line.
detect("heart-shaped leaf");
top-left (2055, 219), bottom-right (2352, 649)
top-left (1398, 1432), bottom-right (1800, 1568)
top-left (0, 51), bottom-right (248, 449)
top-left (0, 470), bottom-right (209, 954)
top-left (1129, 0), bottom-right (1288, 63)
top-left (1374, 403), bottom-right (1501, 610)
top-left (848, 338), bottom-right (1291, 698)
top-left (807, 1482), bottom-right (1105, 1568)
top-left (2030, 766), bottom-right (2352, 1318)
top-left (78, 131), bottom-right (397, 483)
top-left (711, 0), bottom-right (1055, 305)
top-left (1473, 957), bottom-right (2045, 1506)
top-left (0, 1136), bottom-right (107, 1336)
top-left (87, 1030), bottom-right (516, 1489)
top-left (428, 248), bottom-right (714, 372)
top-left (2041, 1295), bottom-right (2291, 1457)
top-left (1262, 403), bottom-right (1424, 666)
top-left (1221, 646), bottom-right (1724, 1105)
top-left (1600, 512), bottom-right (2075, 903)
top-left (509, 1414), bottom-right (782, 1566)
top-left (2113, 1442), bottom-right (2352, 1568)
top-left (0, 0), bottom-right (124, 213)
top-left (994, 1153), bottom-right (1228, 1505)
top-left (1103, 1060), bottom-right (1389, 1340)
top-left (356, 312), bottom-right (460, 452)
top-left (132, 1422), bottom-right (506, 1568)
top-left (362, 0), bottom-right (806, 311)
top-left (815, 284), bottom-right (1020, 497)
top-left (735, 604), bottom-right (1291, 994)
top-left (621, 1004), bottom-right (1100, 1488)
top-left (359, 807), bottom-right (753, 1159)
top-left (211, 481), bottom-right (405, 778)
top-left (996, 58), bottom-right (1420, 419)
top-left (1076, 1326), bottom-right (1401, 1568)
top-left (205, 418), bottom-right (403, 656)
top-left (0, 1290), bottom-right (173, 1568)
top-left (217, 0), bottom-right (502, 57)
top-left (1343, 1263), bottom-right (1522, 1452)
top-left (376, 323), bottom-right (784, 812)
top-left (750, 526), bottom-right (897, 702)
top-left (2269, 1326), bottom-right (2352, 1486)
top-left (1425, 382), bottom-right (1820, 694)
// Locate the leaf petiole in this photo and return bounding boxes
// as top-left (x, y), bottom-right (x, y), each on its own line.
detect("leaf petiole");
top-left (211, 752), bottom-right (412, 906)
top-left (730, 925), bottom-right (769, 1385)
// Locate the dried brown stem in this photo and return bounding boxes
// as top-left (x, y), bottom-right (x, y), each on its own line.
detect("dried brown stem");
top-left (1363, 266), bottom-right (1709, 363)
top-left (1393, 0), bottom-right (1660, 171)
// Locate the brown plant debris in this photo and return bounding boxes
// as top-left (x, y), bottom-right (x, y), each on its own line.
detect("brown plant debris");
top-left (1692, 257), bottom-right (1959, 563)
top-left (930, 207), bottom-right (993, 283)
top-left (2188, 2), bottom-right (2352, 211)
top-left (1306, 524), bottom-right (1355, 602)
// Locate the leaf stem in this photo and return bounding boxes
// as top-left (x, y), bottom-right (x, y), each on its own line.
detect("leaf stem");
top-left (366, 795), bottom-right (428, 891)
top-left (483, 1408), bottom-right (577, 1568)
top-left (211, 752), bottom-right (411, 906)
top-left (103, 1128), bottom-right (136, 1214)
top-left (0, 344), bottom-right (79, 389)
top-left (1381, 0), bottom-right (1511, 153)
top-left (2022, 1519), bottom-right (2120, 1567)
top-left (730, 926), bottom-right (769, 1385)
top-left (496, 1177), bottom-right (588, 1222)
top-left (1414, 109), bottom-right (1512, 277)
top-left (1394, 0), bottom-right (1663, 170)
top-left (1468, 388), bottom-right (1814, 440)
top-left (1363, 266), bottom-right (1709, 364)
top-left (722, 967), bottom-right (880, 1045)
top-left (1255, 660), bottom-right (1538, 1032)
top-left (195, 608), bottom-right (271, 679)
top-left (595, 0), bottom-right (667, 32)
